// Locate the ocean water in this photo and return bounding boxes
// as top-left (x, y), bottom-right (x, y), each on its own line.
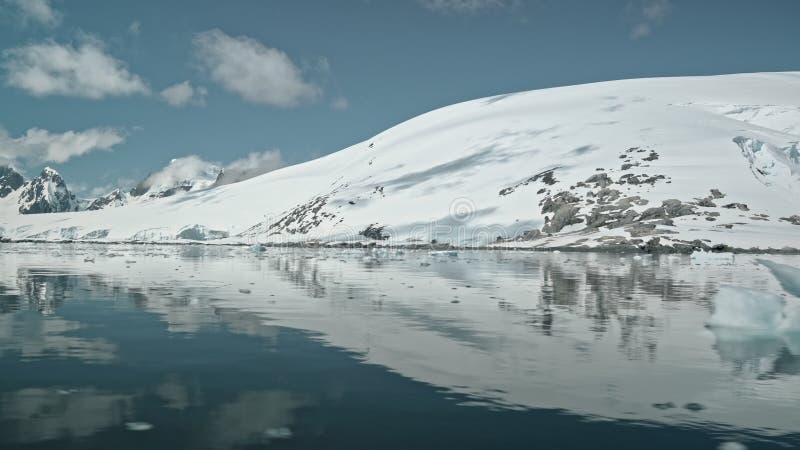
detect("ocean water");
top-left (0, 243), bottom-right (798, 449)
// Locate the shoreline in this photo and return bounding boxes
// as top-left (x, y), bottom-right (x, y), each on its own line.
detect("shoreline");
top-left (3, 238), bottom-right (800, 255)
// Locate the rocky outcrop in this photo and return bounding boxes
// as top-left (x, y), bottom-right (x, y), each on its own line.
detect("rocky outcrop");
top-left (780, 215), bottom-right (800, 226)
top-left (176, 224), bottom-right (230, 241)
top-left (16, 167), bottom-right (79, 215)
top-left (359, 224), bottom-right (389, 240)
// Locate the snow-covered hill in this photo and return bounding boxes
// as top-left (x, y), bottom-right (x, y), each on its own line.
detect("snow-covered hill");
top-left (1, 72), bottom-right (799, 251)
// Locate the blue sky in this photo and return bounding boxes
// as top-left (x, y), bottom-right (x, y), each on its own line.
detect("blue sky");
top-left (0, 0), bottom-right (798, 197)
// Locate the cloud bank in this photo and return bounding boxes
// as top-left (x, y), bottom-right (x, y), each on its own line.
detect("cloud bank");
top-left (134, 150), bottom-right (283, 194)
top-left (2, 37), bottom-right (149, 99)
top-left (214, 150), bottom-right (283, 186)
top-left (193, 29), bottom-right (320, 107)
top-left (0, 126), bottom-right (126, 166)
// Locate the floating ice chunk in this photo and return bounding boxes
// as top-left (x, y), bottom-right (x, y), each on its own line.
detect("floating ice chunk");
top-left (429, 251), bottom-right (458, 257)
top-left (125, 422), bottom-right (154, 431)
top-left (718, 442), bottom-right (747, 450)
top-left (757, 259), bottom-right (800, 298)
top-left (250, 244), bottom-right (267, 253)
top-left (708, 286), bottom-right (785, 330)
top-left (265, 427), bottom-right (292, 439)
top-left (708, 286), bottom-right (800, 332)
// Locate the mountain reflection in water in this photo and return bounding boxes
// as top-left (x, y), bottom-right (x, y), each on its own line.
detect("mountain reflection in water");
top-left (0, 244), bottom-right (798, 449)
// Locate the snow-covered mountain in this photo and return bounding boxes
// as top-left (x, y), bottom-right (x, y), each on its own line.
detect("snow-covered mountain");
top-left (1, 72), bottom-right (799, 250)
top-left (14, 167), bottom-right (80, 215)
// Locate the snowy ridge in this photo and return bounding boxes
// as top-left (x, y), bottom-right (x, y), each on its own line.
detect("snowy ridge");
top-left (1, 72), bottom-right (800, 250)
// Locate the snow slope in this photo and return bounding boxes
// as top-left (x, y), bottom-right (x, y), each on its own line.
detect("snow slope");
top-left (1, 72), bottom-right (799, 250)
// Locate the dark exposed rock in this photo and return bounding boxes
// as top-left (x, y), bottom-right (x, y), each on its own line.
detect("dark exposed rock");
top-left (662, 199), bottom-right (697, 217)
top-left (177, 224), bottom-right (230, 241)
top-left (0, 166), bottom-right (24, 198)
top-left (779, 215), bottom-right (800, 225)
top-left (696, 197), bottom-right (717, 207)
top-left (241, 191), bottom-right (338, 237)
top-left (607, 210), bottom-right (639, 228)
top-left (594, 188), bottom-right (621, 204)
top-left (584, 173), bottom-right (613, 188)
top-left (626, 222), bottom-right (657, 237)
top-left (87, 189), bottom-right (128, 211)
top-left (517, 229), bottom-right (542, 240)
top-left (639, 207), bottom-right (667, 221)
top-left (618, 173), bottom-right (666, 185)
top-left (499, 167), bottom-right (560, 196)
top-left (81, 229), bottom-right (110, 240)
top-left (710, 189), bottom-right (725, 199)
top-left (359, 224), bottom-right (389, 240)
top-left (542, 205), bottom-right (582, 233)
top-left (540, 191), bottom-right (580, 214)
top-left (642, 151), bottom-right (659, 162)
top-left (722, 202), bottom-right (749, 211)
top-left (617, 196), bottom-right (648, 209)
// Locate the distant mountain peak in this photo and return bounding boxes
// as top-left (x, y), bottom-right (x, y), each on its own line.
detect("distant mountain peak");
top-left (16, 167), bottom-right (79, 215)
top-left (87, 188), bottom-right (129, 211)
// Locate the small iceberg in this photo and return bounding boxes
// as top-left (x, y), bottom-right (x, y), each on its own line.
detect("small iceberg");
top-left (125, 422), bottom-right (154, 432)
top-left (707, 286), bottom-right (790, 330)
top-left (707, 259), bottom-right (800, 333)
top-left (265, 427), bottom-right (292, 439)
top-left (429, 250), bottom-right (458, 257)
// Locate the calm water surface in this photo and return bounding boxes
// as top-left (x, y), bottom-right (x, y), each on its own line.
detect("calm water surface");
top-left (0, 244), bottom-right (798, 449)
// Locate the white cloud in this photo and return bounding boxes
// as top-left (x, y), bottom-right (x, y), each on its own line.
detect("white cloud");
top-left (331, 96), bottom-right (349, 111)
top-left (0, 126), bottom-right (126, 166)
top-left (160, 81), bottom-right (207, 107)
top-left (215, 150), bottom-right (283, 186)
top-left (135, 155), bottom-right (220, 193)
top-left (2, 37), bottom-right (150, 99)
top-left (4, 0), bottom-right (61, 28)
top-left (418, 0), bottom-right (515, 14)
top-left (135, 150), bottom-right (284, 193)
top-left (192, 29), bottom-right (320, 107)
top-left (628, 0), bottom-right (672, 39)
top-left (128, 21), bottom-right (141, 36)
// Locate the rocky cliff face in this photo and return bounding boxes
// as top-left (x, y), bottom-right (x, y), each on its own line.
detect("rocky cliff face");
top-left (16, 167), bottom-right (79, 215)
top-left (0, 166), bottom-right (24, 199)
